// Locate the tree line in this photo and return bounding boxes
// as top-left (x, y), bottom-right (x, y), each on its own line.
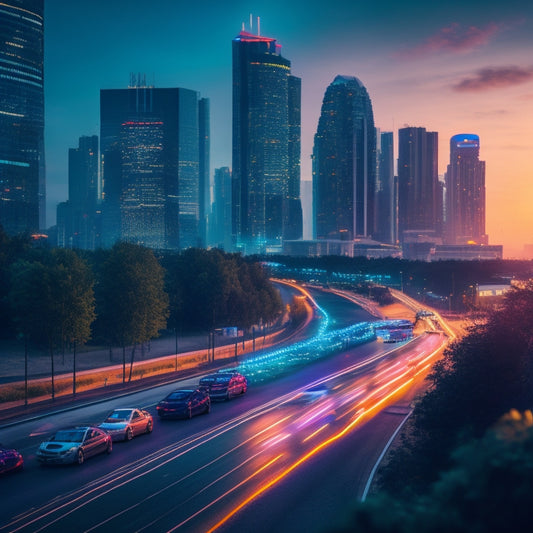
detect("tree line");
top-left (328, 282), bottom-right (533, 532)
top-left (0, 227), bottom-right (283, 394)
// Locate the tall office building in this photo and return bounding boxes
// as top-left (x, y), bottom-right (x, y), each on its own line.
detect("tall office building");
top-left (57, 135), bottom-right (99, 249)
top-left (100, 81), bottom-right (208, 249)
top-left (211, 167), bottom-right (232, 251)
top-left (313, 75), bottom-right (376, 240)
top-left (445, 134), bottom-right (486, 245)
top-left (198, 98), bottom-right (210, 248)
top-left (397, 127), bottom-right (439, 241)
top-left (0, 0), bottom-right (44, 235)
top-left (232, 27), bottom-right (302, 253)
top-left (374, 131), bottom-right (396, 244)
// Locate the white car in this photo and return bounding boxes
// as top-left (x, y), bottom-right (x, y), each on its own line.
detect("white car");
top-left (98, 408), bottom-right (153, 441)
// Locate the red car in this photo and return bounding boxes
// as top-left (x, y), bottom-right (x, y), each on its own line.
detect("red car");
top-left (0, 444), bottom-right (23, 475)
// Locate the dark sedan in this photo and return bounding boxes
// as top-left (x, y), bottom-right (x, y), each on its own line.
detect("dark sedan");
top-left (98, 408), bottom-right (153, 442)
top-left (156, 389), bottom-right (210, 419)
top-left (199, 371), bottom-right (247, 400)
top-left (36, 426), bottom-right (112, 465)
top-left (0, 444), bottom-right (23, 475)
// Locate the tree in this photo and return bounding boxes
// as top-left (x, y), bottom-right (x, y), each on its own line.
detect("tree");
top-left (8, 249), bottom-right (95, 399)
top-left (329, 411), bottom-right (533, 533)
top-left (95, 242), bottom-right (168, 382)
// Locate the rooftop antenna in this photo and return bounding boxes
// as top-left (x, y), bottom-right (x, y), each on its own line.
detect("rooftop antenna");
top-left (250, 13), bottom-right (253, 33)
top-left (241, 21), bottom-right (245, 31)
top-left (257, 16), bottom-right (260, 36)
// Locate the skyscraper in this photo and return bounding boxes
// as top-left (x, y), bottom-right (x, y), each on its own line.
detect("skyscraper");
top-left (211, 167), bottom-right (232, 251)
top-left (56, 135), bottom-right (99, 249)
top-left (313, 75), bottom-right (376, 240)
top-left (375, 131), bottom-right (396, 244)
top-left (198, 98), bottom-right (210, 248)
top-left (232, 27), bottom-right (302, 253)
top-left (397, 127), bottom-right (439, 241)
top-left (100, 82), bottom-right (208, 249)
top-left (0, 0), bottom-right (44, 235)
top-left (445, 134), bottom-right (487, 245)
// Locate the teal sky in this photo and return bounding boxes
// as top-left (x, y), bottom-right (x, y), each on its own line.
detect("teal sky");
top-left (45, 0), bottom-right (533, 256)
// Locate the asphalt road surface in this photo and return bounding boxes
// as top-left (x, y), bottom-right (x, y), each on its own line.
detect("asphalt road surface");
top-left (0, 289), bottom-right (446, 533)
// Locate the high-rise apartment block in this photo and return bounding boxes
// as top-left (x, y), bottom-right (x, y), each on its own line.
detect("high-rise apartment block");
top-left (57, 135), bottom-right (99, 249)
top-left (0, 0), bottom-right (44, 235)
top-left (397, 127), bottom-right (439, 242)
top-left (445, 134), bottom-right (487, 245)
top-left (313, 75), bottom-right (376, 240)
top-left (100, 82), bottom-right (208, 250)
top-left (232, 28), bottom-right (302, 253)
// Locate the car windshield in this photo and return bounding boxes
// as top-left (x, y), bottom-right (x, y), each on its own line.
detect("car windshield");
top-left (105, 409), bottom-right (132, 422)
top-left (214, 375), bottom-right (232, 383)
top-left (167, 391), bottom-right (192, 401)
top-left (52, 430), bottom-right (85, 443)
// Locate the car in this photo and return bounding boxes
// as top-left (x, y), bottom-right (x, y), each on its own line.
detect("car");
top-left (98, 408), bottom-right (153, 442)
top-left (156, 389), bottom-right (210, 419)
top-left (0, 444), bottom-right (23, 475)
top-left (199, 371), bottom-right (247, 400)
top-left (36, 426), bottom-right (112, 465)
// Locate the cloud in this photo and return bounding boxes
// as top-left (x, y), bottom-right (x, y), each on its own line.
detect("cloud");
top-left (453, 66), bottom-right (533, 92)
top-left (396, 22), bottom-right (502, 59)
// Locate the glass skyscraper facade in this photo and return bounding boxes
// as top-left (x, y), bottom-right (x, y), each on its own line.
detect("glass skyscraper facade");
top-left (313, 75), bottom-right (376, 240)
top-left (397, 127), bottom-right (439, 241)
top-left (57, 135), bottom-right (99, 249)
top-left (0, 0), bottom-right (44, 235)
top-left (375, 131), bottom-right (396, 244)
top-left (100, 85), bottom-right (207, 250)
top-left (232, 29), bottom-right (302, 253)
top-left (445, 134), bottom-right (487, 245)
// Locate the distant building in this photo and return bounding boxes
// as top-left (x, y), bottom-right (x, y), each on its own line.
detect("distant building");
top-left (56, 135), bottom-right (99, 249)
top-left (374, 131), bottom-right (396, 244)
top-left (445, 134), bottom-right (487, 245)
top-left (232, 27), bottom-right (302, 253)
top-left (211, 167), bottom-right (232, 251)
top-left (100, 81), bottom-right (208, 249)
top-left (398, 127), bottom-right (439, 243)
top-left (198, 98), bottom-right (210, 248)
top-left (0, 0), bottom-right (45, 235)
top-left (283, 238), bottom-right (401, 259)
top-left (313, 75), bottom-right (377, 241)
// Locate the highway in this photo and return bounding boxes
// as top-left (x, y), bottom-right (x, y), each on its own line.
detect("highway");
top-left (0, 288), bottom-right (448, 533)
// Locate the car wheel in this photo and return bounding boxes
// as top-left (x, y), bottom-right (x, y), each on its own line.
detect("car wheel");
top-left (146, 420), bottom-right (153, 434)
top-left (106, 440), bottom-right (113, 454)
top-left (125, 427), bottom-right (133, 441)
top-left (225, 391), bottom-right (230, 401)
top-left (187, 407), bottom-right (192, 419)
top-left (76, 449), bottom-right (84, 465)
top-left (205, 401), bottom-right (211, 414)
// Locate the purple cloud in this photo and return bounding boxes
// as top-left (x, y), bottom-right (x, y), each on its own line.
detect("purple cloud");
top-left (396, 22), bottom-right (502, 59)
top-left (453, 66), bottom-right (533, 92)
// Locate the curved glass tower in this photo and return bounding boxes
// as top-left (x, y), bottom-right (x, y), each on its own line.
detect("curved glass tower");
top-left (313, 75), bottom-right (376, 240)
top-left (0, 0), bottom-right (44, 235)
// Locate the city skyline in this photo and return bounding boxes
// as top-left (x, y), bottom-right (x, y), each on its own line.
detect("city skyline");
top-left (43, 1), bottom-right (533, 257)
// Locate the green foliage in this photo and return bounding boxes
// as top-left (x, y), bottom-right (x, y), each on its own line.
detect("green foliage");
top-left (330, 411), bottom-right (533, 533)
top-left (95, 242), bottom-right (169, 348)
top-left (163, 249), bottom-right (282, 331)
top-left (8, 249), bottom-right (95, 349)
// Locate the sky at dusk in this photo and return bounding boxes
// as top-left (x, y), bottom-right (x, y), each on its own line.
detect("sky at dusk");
top-left (44, 0), bottom-right (533, 258)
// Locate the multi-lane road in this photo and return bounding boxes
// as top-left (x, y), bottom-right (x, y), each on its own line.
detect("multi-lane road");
top-left (0, 287), bottom-right (448, 533)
